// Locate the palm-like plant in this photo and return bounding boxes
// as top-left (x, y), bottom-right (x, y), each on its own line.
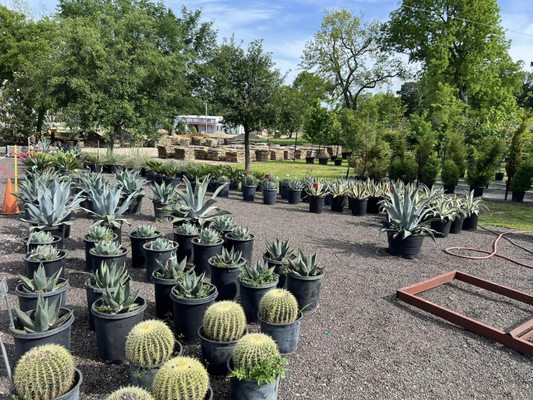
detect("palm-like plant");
top-left (173, 176), bottom-right (230, 227)
top-left (84, 184), bottom-right (134, 228)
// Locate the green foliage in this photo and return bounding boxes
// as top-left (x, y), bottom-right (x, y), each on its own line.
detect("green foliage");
top-left (151, 181), bottom-right (178, 205)
top-left (152, 356), bottom-right (209, 400)
top-left (85, 185), bottom-right (133, 228)
top-left (173, 271), bottom-right (215, 299)
top-left (231, 355), bottom-right (287, 386)
top-left (463, 190), bottom-right (488, 216)
top-left (174, 222), bottom-right (200, 236)
top-left (445, 132), bottom-right (466, 176)
top-left (197, 227), bottom-right (222, 245)
top-left (89, 261), bottom-right (129, 289)
top-left (134, 224), bottom-right (158, 238)
top-left (91, 240), bottom-right (124, 256)
top-left (303, 101), bottom-right (333, 147)
top-left (98, 282), bottom-right (140, 314)
top-left (264, 239), bottom-right (294, 263)
top-left (441, 160), bottom-right (460, 187)
top-left (239, 260), bottom-right (278, 287)
top-left (154, 257), bottom-right (188, 281)
top-left (389, 155), bottom-right (417, 183)
top-left (125, 320), bottom-right (175, 368)
top-left (115, 169), bottom-right (146, 197)
top-left (28, 231), bottom-right (54, 245)
top-left (271, 85), bottom-right (306, 135)
top-left (106, 387), bottom-right (155, 400)
top-left (147, 238), bottom-right (176, 251)
top-left (228, 226), bottom-right (253, 241)
top-left (349, 128), bottom-right (391, 179)
top-left (467, 138), bottom-right (504, 188)
top-left (27, 244), bottom-right (61, 261)
top-left (211, 215), bottom-right (236, 233)
top-left (259, 289), bottom-right (299, 324)
top-left (288, 251), bottom-right (324, 277)
top-left (13, 344), bottom-right (75, 400)
top-left (510, 163), bottom-right (533, 193)
top-left (347, 181), bottom-right (369, 199)
top-left (210, 248), bottom-right (246, 269)
top-left (421, 156), bottom-right (440, 187)
top-left (19, 264), bottom-right (63, 293)
top-left (202, 301), bottom-right (247, 342)
top-left (15, 295), bottom-right (71, 333)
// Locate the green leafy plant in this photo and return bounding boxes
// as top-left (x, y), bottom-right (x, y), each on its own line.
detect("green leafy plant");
top-left (28, 231), bottom-right (54, 244)
top-left (125, 320), bottom-right (175, 368)
top-left (441, 160), bottom-right (460, 187)
top-left (210, 247), bottom-right (246, 269)
top-left (14, 295), bottom-right (71, 333)
top-left (86, 225), bottom-right (115, 242)
top-left (328, 181), bottom-right (347, 197)
top-left (151, 356), bottom-right (209, 400)
top-left (197, 227), bottom-right (222, 245)
top-left (430, 195), bottom-right (460, 221)
top-left (288, 251), bottom-right (324, 277)
top-left (421, 156), bottom-right (440, 187)
top-left (97, 281), bottom-right (141, 314)
top-left (146, 238), bottom-right (175, 251)
top-left (174, 223), bottom-right (200, 236)
top-left (510, 163), bottom-right (533, 193)
top-left (262, 180), bottom-right (277, 191)
top-left (90, 240), bottom-right (125, 256)
top-left (151, 181), bottom-right (178, 205)
top-left (202, 301), bottom-right (247, 342)
top-left (115, 168), bottom-right (146, 197)
top-left (288, 180), bottom-right (305, 191)
top-left (154, 257), bottom-right (188, 280)
top-left (305, 180), bottom-right (328, 197)
top-left (84, 184), bottom-right (134, 228)
top-left (19, 264), bottom-right (64, 293)
top-left (172, 271), bottom-right (215, 299)
top-left (89, 261), bottom-right (130, 289)
top-left (463, 190), bottom-right (488, 216)
top-left (388, 155), bottom-right (418, 183)
top-left (228, 226), bottom-right (253, 240)
top-left (27, 244), bottom-right (61, 261)
top-left (243, 174), bottom-right (259, 186)
top-left (347, 181), bottom-right (369, 199)
top-left (239, 260), bottom-right (278, 286)
top-left (212, 215), bottom-right (236, 233)
top-left (264, 239), bottom-right (294, 263)
top-left (134, 224), bottom-right (158, 238)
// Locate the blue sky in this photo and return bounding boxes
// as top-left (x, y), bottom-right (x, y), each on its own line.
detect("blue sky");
top-left (3, 0), bottom-right (533, 86)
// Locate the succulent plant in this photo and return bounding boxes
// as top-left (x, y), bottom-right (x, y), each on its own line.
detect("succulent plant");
top-left (147, 238), bottom-right (176, 251)
top-left (228, 226), bottom-right (252, 240)
top-left (430, 195), bottom-right (460, 221)
top-left (86, 225), bottom-right (115, 242)
top-left (19, 264), bottom-right (64, 293)
top-left (84, 184), bottom-right (133, 228)
top-left (347, 180), bottom-right (369, 199)
top-left (172, 271), bottom-right (214, 299)
top-left (27, 244), bottom-right (61, 261)
top-left (134, 224), bottom-right (158, 238)
top-left (28, 230), bottom-right (54, 244)
top-left (288, 179), bottom-right (305, 191)
top-left (89, 261), bottom-right (130, 289)
top-left (91, 240), bottom-right (125, 256)
top-left (233, 333), bottom-right (280, 372)
top-left (202, 301), bottom-right (247, 342)
top-left (115, 168), bottom-right (146, 197)
top-left (305, 179), bottom-right (328, 197)
top-left (174, 223), bottom-right (200, 236)
top-left (328, 181), bottom-right (347, 197)
top-left (259, 289), bottom-right (299, 324)
top-left (125, 320), bottom-right (175, 368)
top-left (97, 281), bottom-right (141, 314)
top-left (106, 387), bottom-right (155, 400)
top-left (209, 247), bottom-right (246, 269)
top-left (151, 181), bottom-right (178, 205)
top-left (151, 356), bottom-right (209, 400)
top-left (243, 175), bottom-right (258, 186)
top-left (239, 260), bottom-right (278, 286)
top-left (77, 170), bottom-right (105, 195)
top-left (264, 239), bottom-right (294, 262)
top-left (14, 295), bottom-right (71, 333)
top-left (288, 251), bottom-right (324, 277)
top-left (262, 180), bottom-right (277, 190)
top-left (13, 344), bottom-right (75, 400)
top-left (154, 257), bottom-right (188, 280)
top-left (463, 190), bottom-right (488, 216)
top-left (197, 227), bottom-right (221, 245)
top-left (211, 215), bottom-right (235, 232)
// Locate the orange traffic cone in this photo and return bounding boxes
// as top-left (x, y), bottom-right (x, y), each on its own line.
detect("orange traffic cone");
top-left (1, 178), bottom-right (20, 215)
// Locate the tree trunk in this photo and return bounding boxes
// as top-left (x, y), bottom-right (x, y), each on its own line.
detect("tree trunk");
top-left (244, 128), bottom-right (251, 173)
top-left (111, 124), bottom-right (122, 151)
top-left (36, 108), bottom-right (46, 135)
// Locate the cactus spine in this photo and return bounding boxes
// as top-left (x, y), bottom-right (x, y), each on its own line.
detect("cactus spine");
top-left (202, 301), bottom-right (246, 342)
top-left (13, 344), bottom-right (75, 400)
top-left (152, 356), bottom-right (209, 400)
top-left (259, 289), bottom-right (299, 324)
top-left (106, 386), bottom-right (155, 400)
top-left (125, 320), bottom-right (175, 368)
top-left (233, 333), bottom-right (280, 371)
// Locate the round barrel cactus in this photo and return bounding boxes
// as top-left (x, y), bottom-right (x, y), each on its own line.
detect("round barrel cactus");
top-left (202, 301), bottom-right (247, 342)
top-left (152, 356), bottom-right (209, 400)
top-left (233, 333), bottom-right (280, 371)
top-left (125, 319), bottom-right (175, 368)
top-left (259, 289), bottom-right (299, 324)
top-left (106, 386), bottom-right (155, 400)
top-left (13, 344), bottom-right (75, 400)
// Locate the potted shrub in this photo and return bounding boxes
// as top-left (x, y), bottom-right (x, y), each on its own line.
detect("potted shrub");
top-left (152, 356), bottom-right (213, 400)
top-left (420, 156), bottom-right (440, 188)
top-left (380, 185), bottom-right (435, 258)
top-left (462, 190), bottom-right (487, 231)
top-left (209, 248), bottom-right (246, 301)
top-left (287, 180), bottom-right (304, 205)
top-left (239, 260), bottom-right (279, 323)
top-left (151, 181), bottom-right (178, 220)
top-left (225, 226), bottom-right (254, 264)
top-left (286, 251), bottom-right (324, 315)
top-left (92, 281), bottom-right (147, 362)
top-left (329, 181), bottom-right (347, 212)
top-left (152, 257), bottom-right (188, 319)
top-left (429, 195), bottom-right (459, 238)
top-left (318, 154), bottom-right (329, 165)
top-left (229, 333), bottom-right (286, 400)
top-left (279, 176), bottom-right (290, 199)
top-left (84, 151), bottom-right (104, 172)
top-left (11, 295), bottom-right (74, 359)
top-left (263, 239), bottom-right (295, 289)
top-left (23, 244), bottom-right (66, 278)
top-left (23, 230), bottom-right (62, 253)
top-left (306, 180), bottom-right (328, 214)
top-left (170, 271), bottom-right (218, 343)
top-left (90, 240), bottom-right (128, 272)
top-left (83, 225), bottom-right (117, 271)
top-left (258, 289), bottom-right (302, 355)
top-left (173, 223), bottom-right (200, 263)
top-left (347, 181), bottom-right (369, 216)
top-left (85, 261), bottom-right (129, 331)
top-left (199, 301), bottom-right (247, 375)
top-left (15, 264), bottom-right (68, 312)
top-left (106, 387), bottom-right (154, 400)
top-left (125, 320), bottom-right (179, 389)
top-left (242, 174), bottom-right (259, 202)
top-left (306, 154), bottom-right (315, 164)
top-left (467, 139), bottom-right (503, 197)
top-left (12, 344), bottom-right (83, 400)
top-left (262, 178), bottom-right (278, 205)
top-left (143, 238), bottom-right (178, 282)
top-left (441, 160), bottom-right (460, 194)
top-left (115, 169), bottom-right (146, 214)
top-left (192, 228), bottom-right (223, 276)
top-left (129, 224), bottom-right (162, 269)
top-left (510, 163), bottom-right (533, 202)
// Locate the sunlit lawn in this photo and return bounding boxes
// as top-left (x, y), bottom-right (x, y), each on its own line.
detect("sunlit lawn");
top-left (480, 200), bottom-right (533, 232)
top-left (242, 159), bottom-right (349, 180)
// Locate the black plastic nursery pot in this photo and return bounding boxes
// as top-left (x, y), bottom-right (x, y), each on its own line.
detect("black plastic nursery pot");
top-left (471, 187), bottom-right (484, 198)
top-left (23, 235), bottom-right (63, 253)
top-left (129, 341), bottom-right (183, 389)
top-left (129, 230), bottom-right (162, 269)
top-left (170, 286), bottom-right (218, 343)
top-left (286, 273), bottom-right (322, 315)
top-left (228, 359), bottom-right (280, 400)
top-left (366, 196), bottom-right (381, 214)
top-left (15, 279), bottom-right (69, 312)
top-left (239, 279), bottom-right (279, 323)
top-left (192, 239), bottom-right (223, 276)
top-left (209, 261), bottom-right (241, 301)
top-left (125, 195), bottom-right (144, 215)
top-left (23, 251), bottom-right (67, 278)
top-left (350, 198), bottom-right (368, 216)
top-left (199, 328), bottom-right (244, 375)
top-left (324, 194), bottom-right (332, 206)
top-left (342, 151), bottom-right (352, 159)
top-left (225, 234), bottom-right (255, 265)
top-left (318, 158), bottom-right (328, 165)
top-left (387, 233), bottom-right (424, 259)
top-left (84, 278), bottom-right (123, 331)
top-left (153, 201), bottom-right (174, 220)
top-left (279, 183), bottom-right (289, 199)
top-left (495, 172), bottom-right (505, 181)
top-left (308, 196), bottom-right (325, 214)
top-left (10, 308), bottom-right (74, 360)
top-left (259, 311), bottom-right (303, 355)
top-left (443, 185), bottom-right (455, 194)
top-left (91, 297), bottom-right (147, 363)
top-left (450, 215), bottom-right (465, 234)
top-left (54, 368), bottom-right (83, 400)
top-left (33, 224), bottom-right (65, 244)
top-left (215, 183), bottom-right (230, 198)
top-left (263, 189), bottom-right (277, 205)
top-left (242, 185), bottom-right (257, 201)
top-left (330, 196), bottom-right (346, 212)
top-left (152, 273), bottom-right (178, 320)
top-left (82, 233), bottom-right (119, 271)
top-left (305, 157), bottom-right (315, 164)
top-left (430, 219), bottom-right (452, 238)
top-left (334, 159), bottom-right (343, 166)
top-left (90, 247), bottom-right (128, 273)
top-left (287, 189), bottom-right (301, 205)
top-left (512, 191), bottom-right (525, 202)
top-left (174, 232), bottom-right (199, 263)
top-left (463, 214), bottom-right (479, 231)
top-left (264, 258), bottom-right (287, 288)
top-left (143, 243), bottom-right (178, 282)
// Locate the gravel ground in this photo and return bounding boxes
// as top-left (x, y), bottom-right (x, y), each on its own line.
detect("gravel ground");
top-left (0, 166), bottom-right (532, 399)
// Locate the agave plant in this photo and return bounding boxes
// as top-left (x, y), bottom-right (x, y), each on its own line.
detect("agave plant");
top-left (329, 181), bottom-right (347, 197)
top-left (19, 264), bottom-right (64, 293)
top-left (84, 184), bottom-right (134, 228)
top-left (210, 247), bottom-right (246, 269)
top-left (239, 260), bottom-right (278, 286)
top-left (14, 295), bottom-right (71, 333)
top-left (288, 251), bottom-right (324, 277)
top-left (174, 223), bottom-right (200, 236)
top-left (172, 271), bottom-right (213, 299)
top-left (86, 225), bottom-right (115, 242)
top-left (197, 227), bottom-right (222, 245)
top-left (27, 231), bottom-right (54, 245)
top-left (262, 180), bottom-right (278, 191)
top-left (115, 169), bottom-right (146, 197)
top-left (134, 224), bottom-right (158, 238)
top-left (91, 240), bottom-right (124, 256)
top-left (147, 238), bottom-right (175, 251)
top-left (17, 169), bottom-right (62, 205)
top-left (77, 171), bottom-right (105, 196)
top-left (264, 239), bottom-right (294, 263)
top-left (243, 174), bottom-right (259, 186)
top-left (463, 190), bottom-right (488, 216)
top-left (430, 195), bottom-right (460, 221)
top-left (228, 226), bottom-right (252, 240)
top-left (27, 245), bottom-right (61, 261)
top-left (173, 176), bottom-right (230, 227)
top-left (151, 181), bottom-right (178, 205)
top-left (89, 262), bottom-right (129, 289)
top-left (211, 215), bottom-right (236, 233)
top-left (305, 179), bottom-right (328, 197)
top-left (288, 180), bottom-right (305, 191)
top-left (97, 282), bottom-right (140, 314)
top-left (347, 181), bottom-right (369, 199)
top-left (154, 257), bottom-right (188, 280)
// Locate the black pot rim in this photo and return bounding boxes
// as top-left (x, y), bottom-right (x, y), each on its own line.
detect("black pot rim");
top-left (53, 368), bottom-right (83, 400)
top-left (83, 233), bottom-right (119, 244)
top-left (142, 240), bottom-right (178, 252)
top-left (262, 256), bottom-right (288, 266)
top-left (129, 230), bottom-right (162, 240)
top-left (288, 188), bottom-right (302, 193)
top-left (91, 297), bottom-right (147, 320)
top-left (15, 279), bottom-right (69, 298)
top-left (243, 185), bottom-right (257, 189)
top-left (89, 247), bottom-right (128, 257)
top-left (258, 310), bottom-right (303, 327)
top-left (238, 278), bottom-right (279, 289)
top-left (169, 284), bottom-right (218, 305)
top-left (198, 327), bottom-right (247, 345)
top-left (173, 231), bottom-right (200, 238)
top-left (151, 271), bottom-right (180, 285)
top-left (287, 272), bottom-right (323, 281)
top-left (10, 308), bottom-right (74, 339)
top-left (23, 235), bottom-right (62, 246)
top-left (22, 250), bottom-right (67, 264)
top-left (191, 238), bottom-right (224, 247)
top-left (224, 233), bottom-right (255, 242)
top-left (262, 188), bottom-right (277, 192)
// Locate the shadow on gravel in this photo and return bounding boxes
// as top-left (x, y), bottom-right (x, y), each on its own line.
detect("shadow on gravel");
top-left (308, 237), bottom-right (380, 259)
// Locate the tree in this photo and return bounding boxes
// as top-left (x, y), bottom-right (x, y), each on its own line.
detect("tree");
top-left (397, 81), bottom-right (421, 116)
top-left (518, 72), bottom-right (533, 110)
top-left (301, 8), bottom-right (406, 110)
top-left (505, 114), bottom-right (533, 199)
top-left (292, 71), bottom-right (330, 109)
top-left (209, 39), bottom-right (281, 172)
top-left (271, 85), bottom-right (305, 138)
top-left (303, 101), bottom-right (332, 156)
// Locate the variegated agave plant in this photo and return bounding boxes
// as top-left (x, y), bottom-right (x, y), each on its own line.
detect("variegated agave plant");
top-left (84, 184), bottom-right (134, 228)
top-left (173, 176), bottom-right (230, 227)
top-left (380, 184), bottom-right (435, 239)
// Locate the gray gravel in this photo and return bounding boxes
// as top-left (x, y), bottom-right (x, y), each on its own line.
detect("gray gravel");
top-left (0, 171), bottom-right (532, 399)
